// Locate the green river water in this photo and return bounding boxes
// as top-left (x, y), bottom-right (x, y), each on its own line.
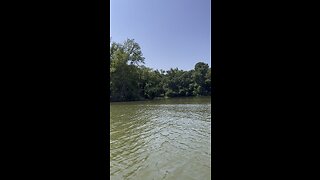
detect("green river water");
top-left (110, 97), bottom-right (211, 180)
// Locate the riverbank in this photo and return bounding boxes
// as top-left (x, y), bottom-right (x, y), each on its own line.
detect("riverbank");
top-left (110, 95), bottom-right (211, 103)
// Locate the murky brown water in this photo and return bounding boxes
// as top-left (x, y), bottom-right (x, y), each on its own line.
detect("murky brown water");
top-left (110, 97), bottom-right (211, 180)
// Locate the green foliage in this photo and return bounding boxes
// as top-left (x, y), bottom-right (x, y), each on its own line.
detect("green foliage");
top-left (110, 39), bottom-right (211, 102)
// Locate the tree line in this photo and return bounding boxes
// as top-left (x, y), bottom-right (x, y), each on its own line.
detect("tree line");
top-left (110, 39), bottom-right (211, 102)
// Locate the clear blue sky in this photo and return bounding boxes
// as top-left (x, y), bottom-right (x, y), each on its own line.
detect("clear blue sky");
top-left (110, 0), bottom-right (211, 71)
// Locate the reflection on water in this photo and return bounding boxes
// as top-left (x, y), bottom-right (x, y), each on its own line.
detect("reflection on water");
top-left (110, 97), bottom-right (211, 180)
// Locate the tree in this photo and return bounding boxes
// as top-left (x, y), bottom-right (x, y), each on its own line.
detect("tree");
top-left (110, 39), bottom-right (145, 101)
top-left (110, 39), bottom-right (211, 101)
top-left (193, 62), bottom-right (210, 95)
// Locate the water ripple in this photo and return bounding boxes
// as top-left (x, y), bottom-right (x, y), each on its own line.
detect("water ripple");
top-left (110, 98), bottom-right (211, 180)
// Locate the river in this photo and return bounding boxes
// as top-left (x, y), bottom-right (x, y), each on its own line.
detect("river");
top-left (110, 96), bottom-right (211, 180)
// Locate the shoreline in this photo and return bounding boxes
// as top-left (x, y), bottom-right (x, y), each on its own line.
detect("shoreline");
top-left (110, 95), bottom-right (211, 103)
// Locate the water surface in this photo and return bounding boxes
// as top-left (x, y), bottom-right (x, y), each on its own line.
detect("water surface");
top-left (110, 97), bottom-right (211, 180)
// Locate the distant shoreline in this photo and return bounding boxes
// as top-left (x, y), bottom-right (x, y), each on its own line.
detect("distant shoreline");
top-left (110, 95), bottom-right (211, 103)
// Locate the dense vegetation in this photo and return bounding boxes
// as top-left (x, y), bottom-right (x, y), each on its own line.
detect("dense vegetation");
top-left (110, 39), bottom-right (211, 102)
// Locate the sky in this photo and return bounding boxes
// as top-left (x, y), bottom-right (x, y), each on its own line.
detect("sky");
top-left (110, 0), bottom-right (211, 71)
